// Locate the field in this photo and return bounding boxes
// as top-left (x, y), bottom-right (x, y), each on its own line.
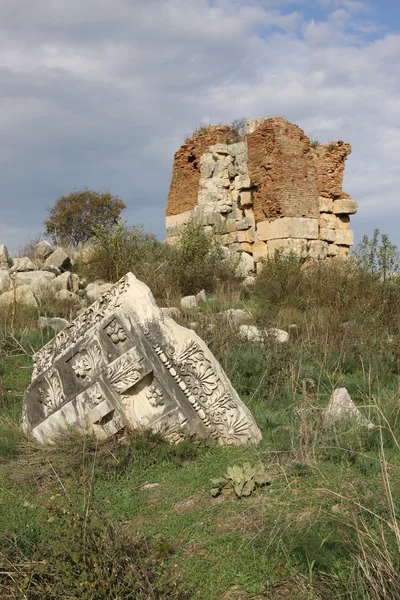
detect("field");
top-left (1, 254), bottom-right (400, 599)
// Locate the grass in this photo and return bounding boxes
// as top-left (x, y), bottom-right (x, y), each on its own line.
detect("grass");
top-left (1, 257), bottom-right (400, 598)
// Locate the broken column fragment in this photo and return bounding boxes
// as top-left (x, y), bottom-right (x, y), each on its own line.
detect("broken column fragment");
top-left (22, 273), bottom-right (261, 446)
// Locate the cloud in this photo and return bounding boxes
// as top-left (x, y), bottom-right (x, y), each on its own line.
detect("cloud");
top-left (0, 0), bottom-right (399, 253)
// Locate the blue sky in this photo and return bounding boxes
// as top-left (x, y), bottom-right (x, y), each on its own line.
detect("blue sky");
top-left (0, 0), bottom-right (399, 253)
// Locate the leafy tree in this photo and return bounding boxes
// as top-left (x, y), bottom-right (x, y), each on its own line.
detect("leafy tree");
top-left (353, 228), bottom-right (400, 281)
top-left (44, 187), bottom-right (126, 246)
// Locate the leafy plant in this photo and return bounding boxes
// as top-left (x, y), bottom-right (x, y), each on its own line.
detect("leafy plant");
top-left (353, 228), bottom-right (400, 281)
top-left (211, 462), bottom-right (270, 498)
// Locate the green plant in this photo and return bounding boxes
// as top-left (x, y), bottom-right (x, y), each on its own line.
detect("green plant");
top-left (211, 462), bottom-right (270, 498)
top-left (353, 228), bottom-right (400, 281)
top-left (309, 137), bottom-right (320, 149)
top-left (44, 187), bottom-right (126, 246)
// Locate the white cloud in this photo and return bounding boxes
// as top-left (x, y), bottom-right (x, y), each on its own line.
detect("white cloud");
top-left (0, 0), bottom-right (399, 252)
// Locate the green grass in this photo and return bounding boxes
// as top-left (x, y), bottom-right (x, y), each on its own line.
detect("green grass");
top-left (1, 277), bottom-right (400, 598)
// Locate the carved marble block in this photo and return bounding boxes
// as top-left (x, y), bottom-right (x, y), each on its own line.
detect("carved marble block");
top-left (22, 273), bottom-right (262, 445)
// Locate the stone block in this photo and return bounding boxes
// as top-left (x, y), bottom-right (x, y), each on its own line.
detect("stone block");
top-left (236, 217), bottom-right (254, 231)
top-left (244, 208), bottom-right (254, 218)
top-left (234, 176), bottom-right (252, 190)
top-left (10, 257), bottom-right (36, 272)
top-left (337, 215), bottom-right (350, 230)
top-left (200, 153), bottom-right (215, 178)
top-left (180, 295), bottom-right (197, 309)
top-left (228, 142), bottom-right (247, 157)
top-left (252, 241), bottom-right (269, 262)
top-left (55, 290), bottom-right (82, 309)
top-left (228, 163), bottom-right (237, 178)
top-left (320, 228), bottom-right (336, 243)
top-left (213, 155), bottom-right (233, 178)
top-left (22, 273), bottom-right (261, 446)
top-left (221, 234), bottom-right (229, 245)
top-left (52, 272), bottom-right (73, 293)
top-left (267, 238), bottom-right (327, 259)
top-left (327, 244), bottom-right (339, 257)
top-left (196, 289), bottom-right (207, 304)
top-left (319, 197), bottom-right (333, 213)
top-left (0, 244), bottom-right (9, 264)
top-left (267, 217), bottom-right (319, 240)
top-left (239, 191), bottom-right (252, 208)
top-left (320, 213), bottom-right (338, 229)
top-left (256, 221), bottom-right (270, 242)
top-left (335, 229), bottom-right (354, 246)
top-left (236, 252), bottom-right (255, 275)
top-left (15, 271), bottom-right (55, 296)
top-left (240, 243), bottom-right (253, 254)
top-left (0, 271), bottom-right (10, 294)
top-left (0, 285), bottom-right (38, 309)
top-left (210, 143), bottom-right (229, 157)
top-left (166, 210), bottom-right (193, 230)
top-left (44, 248), bottom-right (71, 271)
top-left (224, 219), bottom-right (237, 233)
top-left (228, 243), bottom-right (242, 253)
top-left (332, 199), bottom-right (359, 215)
top-left (35, 240), bottom-right (54, 260)
top-left (337, 245), bottom-right (350, 257)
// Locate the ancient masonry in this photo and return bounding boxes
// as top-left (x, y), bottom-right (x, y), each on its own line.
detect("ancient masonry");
top-left (22, 273), bottom-right (261, 446)
top-left (166, 117), bottom-right (358, 274)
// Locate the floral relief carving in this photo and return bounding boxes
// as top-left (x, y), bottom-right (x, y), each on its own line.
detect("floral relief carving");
top-left (105, 319), bottom-right (128, 345)
top-left (146, 384), bottom-right (165, 408)
top-left (38, 369), bottom-right (65, 415)
top-left (106, 347), bottom-right (144, 393)
top-left (70, 342), bottom-right (102, 382)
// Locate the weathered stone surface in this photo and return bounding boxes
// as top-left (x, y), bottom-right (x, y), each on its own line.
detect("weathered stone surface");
top-left (200, 153), bottom-right (215, 178)
top-left (239, 324), bottom-right (263, 342)
top-left (0, 285), bottom-right (38, 309)
top-left (234, 176), bottom-right (252, 190)
top-left (52, 272), bottom-right (73, 293)
top-left (252, 241), bottom-right (268, 262)
top-left (15, 271), bottom-right (55, 296)
top-left (256, 221), bottom-right (270, 242)
top-left (196, 289), bottom-right (207, 304)
top-left (22, 273), bottom-right (261, 446)
top-left (38, 316), bottom-right (70, 333)
top-left (0, 271), bottom-right (11, 294)
top-left (44, 248), bottom-right (71, 271)
top-left (10, 257), bottom-right (36, 272)
top-left (313, 142), bottom-right (352, 199)
top-left (236, 252), bottom-right (255, 276)
top-left (181, 295), bottom-right (197, 309)
top-left (327, 243), bottom-right (339, 257)
top-left (42, 265), bottom-right (62, 276)
top-left (55, 290), bottom-right (82, 308)
top-left (320, 228), bottom-right (336, 243)
top-left (35, 240), bottom-right (54, 260)
top-left (267, 217), bottom-right (319, 240)
top-left (320, 213), bottom-right (338, 229)
top-left (160, 307), bottom-right (181, 320)
top-left (324, 388), bottom-right (375, 430)
top-left (0, 244), bottom-right (9, 264)
top-left (86, 283), bottom-right (113, 304)
top-left (266, 328), bottom-right (289, 343)
top-left (335, 229), bottom-right (354, 246)
top-left (238, 191), bottom-right (252, 208)
top-left (268, 239), bottom-right (328, 259)
top-left (318, 197), bottom-right (333, 213)
top-left (332, 199), bottom-right (359, 215)
top-left (223, 309), bottom-right (251, 325)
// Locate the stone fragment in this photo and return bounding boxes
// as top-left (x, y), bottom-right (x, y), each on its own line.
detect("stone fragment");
top-left (213, 156), bottom-right (233, 178)
top-left (228, 163), bottom-right (237, 178)
top-left (236, 252), bottom-right (255, 276)
top-left (71, 274), bottom-right (80, 293)
top-left (239, 191), bottom-right (252, 208)
top-left (267, 239), bottom-right (327, 259)
top-left (239, 324), bottom-right (263, 342)
top-left (55, 290), bottom-right (82, 309)
top-left (319, 213), bottom-right (338, 229)
top-left (211, 143), bottom-right (229, 157)
top-left (228, 142), bottom-right (247, 157)
top-left (327, 244), bottom-right (339, 257)
top-left (228, 243), bottom-right (242, 253)
top-left (22, 273), bottom-right (262, 446)
top-left (52, 272), bottom-right (73, 293)
top-left (0, 271), bottom-right (11, 294)
top-left (256, 221), bottom-right (270, 242)
top-left (42, 265), bottom-right (62, 276)
top-left (318, 197), bottom-right (333, 213)
top-left (223, 309), bottom-right (251, 325)
top-left (320, 228), bottom-right (336, 243)
top-left (324, 388), bottom-right (375, 430)
top-left (223, 219), bottom-right (237, 234)
top-left (0, 285), bottom-right (38, 309)
top-left (336, 215), bottom-right (350, 230)
top-left (267, 217), bottom-right (319, 241)
top-left (35, 240), bottom-right (54, 260)
top-left (332, 199), bottom-right (359, 215)
top-left (180, 295), bottom-right (197, 309)
top-left (234, 176), bottom-right (252, 190)
top-left (0, 244), bottom-right (9, 264)
top-left (196, 289), bottom-right (207, 304)
top-left (266, 328), bottom-right (289, 343)
top-left (15, 271), bottom-right (55, 296)
top-left (44, 248), bottom-right (71, 271)
top-left (337, 245), bottom-right (350, 257)
top-left (86, 283), bottom-right (113, 304)
top-left (160, 307), bottom-right (181, 320)
top-left (10, 257), bottom-right (36, 272)
top-left (252, 241), bottom-right (268, 262)
top-left (335, 229), bottom-right (354, 246)
top-left (236, 217), bottom-right (254, 231)
top-left (38, 316), bottom-right (70, 333)
top-left (200, 153), bottom-right (215, 178)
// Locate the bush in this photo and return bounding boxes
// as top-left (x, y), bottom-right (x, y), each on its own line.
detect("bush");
top-left (44, 187), bottom-right (126, 246)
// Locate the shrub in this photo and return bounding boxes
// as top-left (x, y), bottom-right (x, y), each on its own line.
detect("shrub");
top-left (44, 187), bottom-right (126, 246)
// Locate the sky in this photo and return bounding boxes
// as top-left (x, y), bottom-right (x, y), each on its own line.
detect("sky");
top-left (0, 0), bottom-right (399, 254)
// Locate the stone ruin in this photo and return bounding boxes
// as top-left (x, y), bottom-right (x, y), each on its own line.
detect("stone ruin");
top-left (166, 117), bottom-right (359, 275)
top-left (22, 273), bottom-right (262, 446)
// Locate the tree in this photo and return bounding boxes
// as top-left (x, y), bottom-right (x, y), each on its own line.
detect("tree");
top-left (44, 187), bottom-right (126, 246)
top-left (353, 228), bottom-right (400, 281)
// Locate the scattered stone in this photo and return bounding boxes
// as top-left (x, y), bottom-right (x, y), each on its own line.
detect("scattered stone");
top-left (42, 265), bottom-right (62, 276)
top-left (86, 283), bottom-right (113, 304)
top-left (0, 244), bottom-right (9, 265)
top-left (44, 248), bottom-right (71, 271)
top-left (10, 257), bottom-right (36, 272)
top-left (0, 271), bottom-right (10, 294)
top-left (0, 285), bottom-right (38, 309)
top-left (35, 240), bottom-right (54, 260)
top-left (266, 328), bottom-right (289, 343)
top-left (181, 295), bottom-right (197, 309)
top-left (52, 272), bottom-right (73, 293)
top-left (196, 289), bottom-right (207, 304)
top-left (239, 324), bottom-right (263, 342)
top-left (38, 316), bottom-right (70, 333)
top-left (14, 271), bottom-right (55, 296)
top-left (223, 309), bottom-right (251, 325)
top-left (55, 289), bottom-right (82, 309)
top-left (22, 272), bottom-right (262, 446)
top-left (324, 388), bottom-right (375, 430)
